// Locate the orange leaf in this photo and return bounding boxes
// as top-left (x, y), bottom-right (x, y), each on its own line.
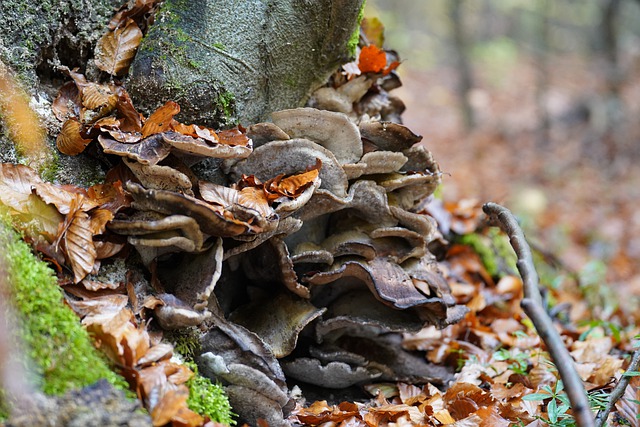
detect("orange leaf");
top-left (264, 159), bottom-right (321, 200)
top-left (150, 387), bottom-right (190, 426)
top-left (358, 45), bottom-right (388, 74)
top-left (90, 208), bottom-right (115, 235)
top-left (238, 186), bottom-right (272, 217)
top-left (87, 181), bottom-right (131, 213)
top-left (81, 83), bottom-right (118, 112)
top-left (95, 18), bottom-right (143, 76)
top-left (217, 126), bottom-right (250, 146)
top-left (56, 119), bottom-right (92, 156)
top-left (142, 101), bottom-right (181, 138)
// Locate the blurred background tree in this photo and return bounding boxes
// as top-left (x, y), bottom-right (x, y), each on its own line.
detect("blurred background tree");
top-left (365, 0), bottom-right (640, 297)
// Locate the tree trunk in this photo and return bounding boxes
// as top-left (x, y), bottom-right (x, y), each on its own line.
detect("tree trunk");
top-left (448, 0), bottom-right (475, 133)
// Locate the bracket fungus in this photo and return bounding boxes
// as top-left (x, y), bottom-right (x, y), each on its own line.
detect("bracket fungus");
top-left (40, 44), bottom-right (469, 425)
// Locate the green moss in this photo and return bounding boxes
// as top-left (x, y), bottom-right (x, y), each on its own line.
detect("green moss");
top-left (0, 221), bottom-right (129, 395)
top-left (347, 0), bottom-right (366, 57)
top-left (167, 328), bottom-right (202, 361)
top-left (456, 229), bottom-right (517, 278)
top-left (185, 362), bottom-right (235, 425)
top-left (217, 92), bottom-right (236, 121)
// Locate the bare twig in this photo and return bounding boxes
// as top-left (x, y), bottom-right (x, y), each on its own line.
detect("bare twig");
top-left (483, 202), bottom-right (594, 427)
top-left (594, 347), bottom-right (640, 427)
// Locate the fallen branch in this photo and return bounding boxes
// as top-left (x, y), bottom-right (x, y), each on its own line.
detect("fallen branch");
top-left (594, 347), bottom-right (640, 427)
top-left (483, 202), bottom-right (594, 427)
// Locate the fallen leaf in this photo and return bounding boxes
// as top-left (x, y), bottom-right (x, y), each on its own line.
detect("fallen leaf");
top-left (58, 196), bottom-right (98, 283)
top-left (0, 163), bottom-right (42, 211)
top-left (56, 119), bottom-right (93, 156)
top-left (33, 182), bottom-right (99, 214)
top-left (95, 18), bottom-right (143, 76)
top-left (141, 101), bottom-right (181, 138)
top-left (52, 81), bottom-right (81, 121)
top-left (217, 126), bottom-right (250, 146)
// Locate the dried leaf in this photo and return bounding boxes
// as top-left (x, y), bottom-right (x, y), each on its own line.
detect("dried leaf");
top-left (52, 81), bottom-right (81, 121)
top-left (217, 126), bottom-right (251, 146)
top-left (33, 182), bottom-right (99, 214)
top-left (95, 18), bottom-right (143, 76)
top-left (59, 196), bottom-right (98, 283)
top-left (264, 159), bottom-right (321, 200)
top-left (90, 209), bottom-right (115, 235)
top-left (141, 101), bottom-right (180, 138)
top-left (0, 163), bottom-right (42, 211)
top-left (56, 119), bottom-right (92, 156)
top-left (115, 85), bottom-right (143, 132)
top-left (81, 83), bottom-right (118, 112)
top-left (87, 181), bottom-right (131, 213)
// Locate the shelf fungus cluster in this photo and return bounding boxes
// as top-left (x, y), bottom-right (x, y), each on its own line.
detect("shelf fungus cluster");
top-left (48, 64), bottom-right (466, 425)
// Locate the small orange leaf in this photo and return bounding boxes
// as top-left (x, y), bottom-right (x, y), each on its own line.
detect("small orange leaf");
top-left (358, 45), bottom-right (388, 74)
top-left (87, 181), bottom-right (131, 213)
top-left (56, 119), bottom-right (92, 156)
top-left (90, 208), bottom-right (115, 235)
top-left (95, 18), bottom-right (143, 76)
top-left (264, 159), bottom-right (321, 200)
top-left (141, 101), bottom-right (181, 138)
top-left (217, 126), bottom-right (250, 147)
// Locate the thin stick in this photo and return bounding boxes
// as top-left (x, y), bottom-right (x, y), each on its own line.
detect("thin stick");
top-left (483, 203), bottom-right (594, 427)
top-left (594, 348), bottom-right (640, 427)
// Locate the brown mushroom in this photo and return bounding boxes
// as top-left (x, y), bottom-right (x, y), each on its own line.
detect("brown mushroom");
top-left (359, 120), bottom-right (422, 151)
top-left (230, 138), bottom-right (349, 199)
top-left (271, 108), bottom-right (363, 164)
top-left (229, 293), bottom-right (325, 358)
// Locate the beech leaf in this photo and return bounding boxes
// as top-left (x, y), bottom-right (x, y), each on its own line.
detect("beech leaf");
top-left (95, 18), bottom-right (143, 76)
top-left (141, 101), bottom-right (181, 138)
top-left (0, 163), bottom-right (42, 211)
top-left (60, 196), bottom-right (98, 283)
top-left (56, 119), bottom-right (92, 156)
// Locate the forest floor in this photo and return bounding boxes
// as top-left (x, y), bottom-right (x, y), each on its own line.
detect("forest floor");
top-left (289, 55), bottom-right (640, 427)
top-left (399, 55), bottom-right (640, 309)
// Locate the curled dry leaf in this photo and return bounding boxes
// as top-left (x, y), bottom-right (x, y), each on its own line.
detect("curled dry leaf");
top-left (218, 126), bottom-right (251, 147)
top-left (57, 119), bottom-right (93, 156)
top-left (81, 83), bottom-right (119, 112)
top-left (95, 18), bottom-right (143, 76)
top-left (52, 81), bottom-right (81, 121)
top-left (141, 100), bottom-right (180, 138)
